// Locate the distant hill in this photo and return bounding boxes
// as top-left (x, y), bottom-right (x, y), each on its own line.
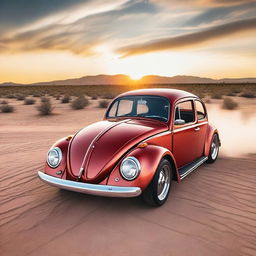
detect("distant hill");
top-left (1, 74), bottom-right (256, 86)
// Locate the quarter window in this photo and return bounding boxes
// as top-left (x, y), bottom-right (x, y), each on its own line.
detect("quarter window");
top-left (117, 99), bottom-right (133, 116)
top-left (195, 100), bottom-right (206, 120)
top-left (175, 100), bottom-right (195, 124)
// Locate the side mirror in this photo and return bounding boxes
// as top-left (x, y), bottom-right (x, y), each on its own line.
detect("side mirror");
top-left (174, 119), bottom-right (185, 125)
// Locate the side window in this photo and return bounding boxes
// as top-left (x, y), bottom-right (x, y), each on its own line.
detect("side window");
top-left (117, 99), bottom-right (133, 116)
top-left (195, 100), bottom-right (206, 120)
top-left (137, 100), bottom-right (149, 115)
top-left (175, 100), bottom-right (195, 124)
top-left (108, 101), bottom-right (118, 117)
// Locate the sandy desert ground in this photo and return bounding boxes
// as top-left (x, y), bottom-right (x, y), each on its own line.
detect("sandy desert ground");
top-left (0, 97), bottom-right (256, 256)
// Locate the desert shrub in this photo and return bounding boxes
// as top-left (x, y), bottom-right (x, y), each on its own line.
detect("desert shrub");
top-left (24, 98), bottom-right (36, 105)
top-left (204, 98), bottom-right (211, 104)
top-left (91, 95), bottom-right (98, 100)
top-left (240, 90), bottom-right (255, 98)
top-left (231, 88), bottom-right (242, 94)
top-left (16, 94), bottom-right (25, 101)
top-left (71, 96), bottom-right (89, 110)
top-left (222, 97), bottom-right (238, 110)
top-left (1, 100), bottom-right (8, 104)
top-left (226, 91), bottom-right (236, 96)
top-left (37, 98), bottom-right (53, 115)
top-left (40, 96), bottom-right (50, 103)
top-left (6, 94), bottom-right (15, 99)
top-left (1, 104), bottom-right (14, 113)
top-left (61, 95), bottom-right (71, 103)
top-left (98, 100), bottom-right (109, 108)
top-left (102, 93), bottom-right (115, 99)
top-left (211, 92), bottom-right (223, 99)
top-left (33, 94), bottom-right (41, 97)
top-left (55, 95), bottom-right (60, 100)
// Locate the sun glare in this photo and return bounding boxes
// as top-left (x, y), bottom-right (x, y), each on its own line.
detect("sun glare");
top-left (129, 73), bottom-right (143, 80)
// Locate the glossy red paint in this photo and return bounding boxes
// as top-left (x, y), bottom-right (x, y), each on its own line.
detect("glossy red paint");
top-left (107, 145), bottom-right (178, 189)
top-left (42, 89), bottom-right (220, 197)
top-left (44, 137), bottom-right (69, 179)
top-left (204, 123), bottom-right (220, 156)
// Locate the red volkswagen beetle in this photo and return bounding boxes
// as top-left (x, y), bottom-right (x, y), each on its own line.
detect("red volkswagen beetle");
top-left (38, 89), bottom-right (220, 206)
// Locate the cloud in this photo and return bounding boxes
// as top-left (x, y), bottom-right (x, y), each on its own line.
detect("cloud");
top-left (0, 0), bottom-right (158, 55)
top-left (0, 0), bottom-right (90, 31)
top-left (117, 18), bottom-right (256, 57)
top-left (185, 2), bottom-right (256, 26)
top-left (150, 0), bottom-right (256, 8)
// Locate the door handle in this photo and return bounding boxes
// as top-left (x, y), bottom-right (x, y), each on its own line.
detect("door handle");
top-left (195, 127), bottom-right (200, 131)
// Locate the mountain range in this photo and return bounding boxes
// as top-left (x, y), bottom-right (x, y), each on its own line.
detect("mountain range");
top-left (1, 74), bottom-right (256, 86)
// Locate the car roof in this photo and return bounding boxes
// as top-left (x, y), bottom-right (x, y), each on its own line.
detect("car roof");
top-left (117, 88), bottom-right (198, 102)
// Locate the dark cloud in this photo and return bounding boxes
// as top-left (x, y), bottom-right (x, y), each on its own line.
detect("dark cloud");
top-left (117, 18), bottom-right (256, 57)
top-left (186, 2), bottom-right (256, 26)
top-left (151, 0), bottom-right (256, 7)
top-left (0, 0), bottom-right (92, 32)
top-left (0, 0), bottom-right (158, 55)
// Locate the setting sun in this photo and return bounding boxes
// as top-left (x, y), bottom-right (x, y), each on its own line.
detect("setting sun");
top-left (129, 73), bottom-right (143, 80)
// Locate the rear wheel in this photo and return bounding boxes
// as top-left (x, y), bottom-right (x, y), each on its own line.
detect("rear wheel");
top-left (206, 133), bottom-right (219, 163)
top-left (143, 159), bottom-right (173, 206)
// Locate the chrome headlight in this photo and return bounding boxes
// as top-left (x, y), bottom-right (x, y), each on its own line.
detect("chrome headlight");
top-left (47, 147), bottom-right (62, 168)
top-left (120, 157), bottom-right (141, 180)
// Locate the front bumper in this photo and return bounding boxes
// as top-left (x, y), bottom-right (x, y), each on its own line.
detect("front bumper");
top-left (38, 171), bottom-right (142, 198)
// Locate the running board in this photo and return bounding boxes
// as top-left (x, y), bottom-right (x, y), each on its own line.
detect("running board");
top-left (178, 156), bottom-right (208, 180)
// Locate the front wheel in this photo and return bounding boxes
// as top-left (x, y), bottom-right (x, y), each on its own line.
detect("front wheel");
top-left (142, 159), bottom-right (173, 206)
top-left (206, 133), bottom-right (219, 163)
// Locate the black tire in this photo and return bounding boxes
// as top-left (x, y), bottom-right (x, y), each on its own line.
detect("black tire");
top-left (142, 159), bottom-right (173, 206)
top-left (206, 133), bottom-right (219, 164)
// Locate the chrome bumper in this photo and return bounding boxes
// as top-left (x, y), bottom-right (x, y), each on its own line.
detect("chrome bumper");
top-left (38, 171), bottom-right (142, 198)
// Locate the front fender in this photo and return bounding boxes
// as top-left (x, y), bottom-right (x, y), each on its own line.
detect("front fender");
top-left (44, 137), bottom-right (71, 179)
top-left (107, 144), bottom-right (178, 191)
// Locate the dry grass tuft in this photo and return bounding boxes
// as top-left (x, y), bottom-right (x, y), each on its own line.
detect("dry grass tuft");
top-left (37, 98), bottom-right (53, 115)
top-left (16, 94), bottom-right (25, 101)
top-left (71, 96), bottom-right (89, 110)
top-left (240, 90), bottom-right (255, 98)
top-left (6, 94), bottom-right (15, 99)
top-left (24, 98), bottom-right (36, 105)
top-left (1, 100), bottom-right (8, 104)
top-left (98, 100), bottom-right (109, 108)
top-left (222, 97), bottom-right (238, 110)
top-left (211, 92), bottom-right (223, 99)
top-left (61, 95), bottom-right (71, 104)
top-left (91, 95), bottom-right (98, 100)
top-left (1, 104), bottom-right (14, 113)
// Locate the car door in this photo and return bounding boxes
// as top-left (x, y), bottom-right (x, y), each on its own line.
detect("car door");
top-left (172, 99), bottom-right (204, 168)
top-left (193, 99), bottom-right (208, 158)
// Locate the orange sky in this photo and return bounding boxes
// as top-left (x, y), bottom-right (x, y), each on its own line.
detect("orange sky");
top-left (0, 0), bottom-right (256, 83)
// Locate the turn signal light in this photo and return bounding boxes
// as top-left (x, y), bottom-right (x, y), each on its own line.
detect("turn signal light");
top-left (138, 142), bottom-right (148, 148)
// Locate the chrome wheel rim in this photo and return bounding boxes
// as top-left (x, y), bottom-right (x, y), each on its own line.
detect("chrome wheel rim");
top-left (211, 136), bottom-right (219, 160)
top-left (157, 165), bottom-right (170, 201)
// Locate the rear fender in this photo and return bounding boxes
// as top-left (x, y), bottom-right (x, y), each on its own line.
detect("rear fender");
top-left (204, 124), bottom-right (221, 156)
top-left (107, 144), bottom-right (179, 191)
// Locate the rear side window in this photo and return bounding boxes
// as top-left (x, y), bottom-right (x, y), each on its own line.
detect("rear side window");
top-left (117, 99), bottom-right (133, 116)
top-left (195, 100), bottom-right (206, 120)
top-left (175, 100), bottom-right (195, 124)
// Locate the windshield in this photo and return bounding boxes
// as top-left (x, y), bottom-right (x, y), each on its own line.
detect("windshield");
top-left (107, 95), bottom-right (170, 122)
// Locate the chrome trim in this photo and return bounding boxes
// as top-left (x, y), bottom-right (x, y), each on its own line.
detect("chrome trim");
top-left (173, 121), bottom-right (208, 133)
top-left (180, 156), bottom-right (208, 180)
top-left (38, 171), bottom-right (142, 198)
top-left (120, 156), bottom-right (141, 181)
top-left (47, 147), bottom-right (62, 169)
top-left (143, 130), bottom-right (172, 142)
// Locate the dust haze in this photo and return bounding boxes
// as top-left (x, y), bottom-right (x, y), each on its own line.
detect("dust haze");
top-left (207, 103), bottom-right (256, 158)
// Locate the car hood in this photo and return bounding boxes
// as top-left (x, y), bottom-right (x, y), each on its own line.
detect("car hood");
top-left (67, 119), bottom-right (168, 183)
